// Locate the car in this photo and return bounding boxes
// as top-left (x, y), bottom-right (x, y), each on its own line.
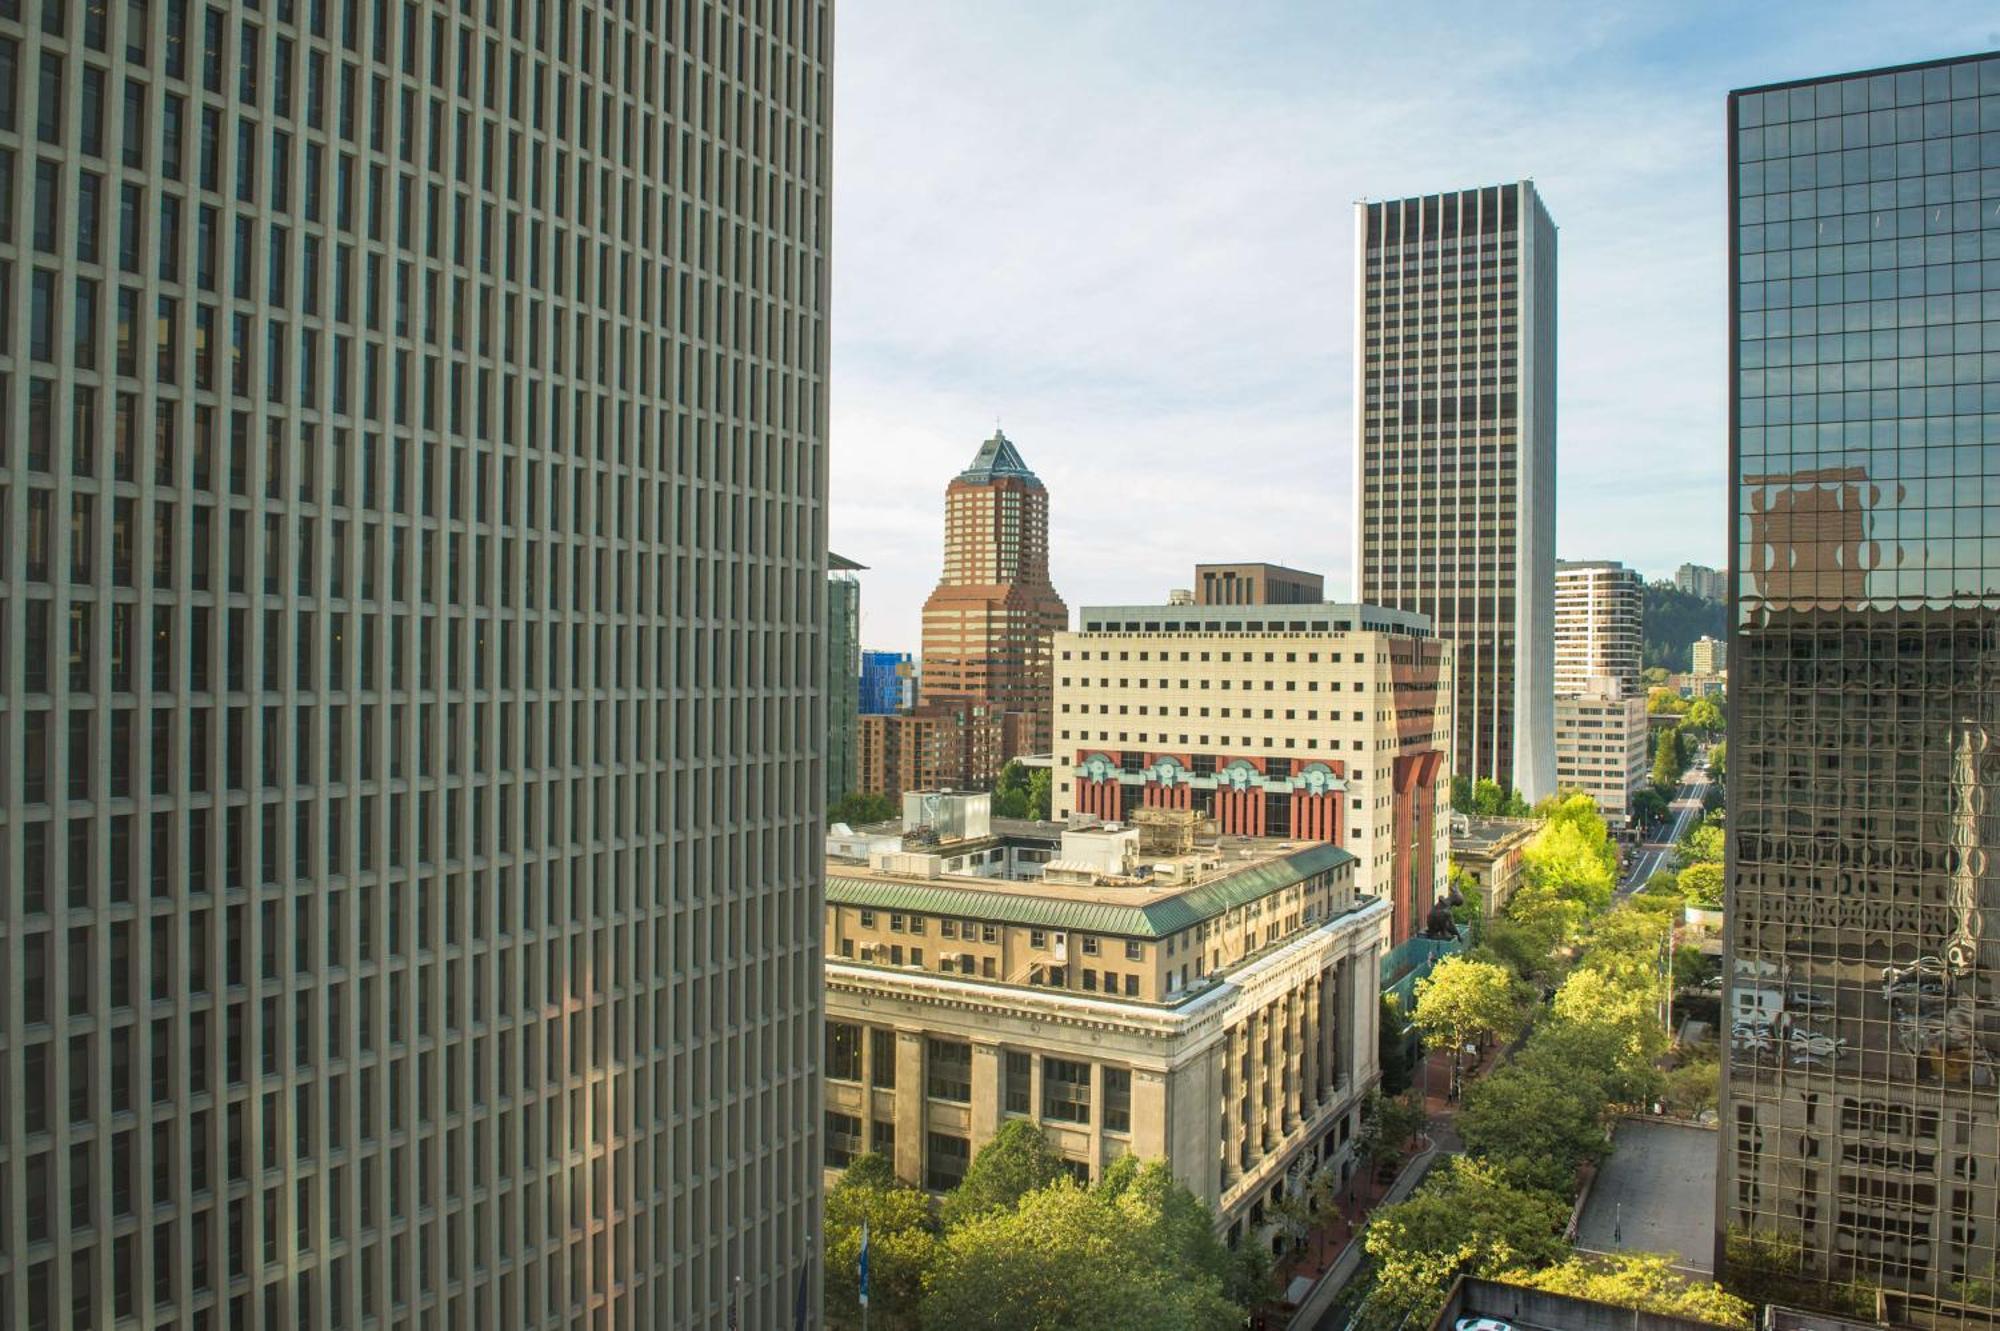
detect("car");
top-left (1456, 1319), bottom-right (1514, 1331)
top-left (1788, 989), bottom-right (1833, 1012)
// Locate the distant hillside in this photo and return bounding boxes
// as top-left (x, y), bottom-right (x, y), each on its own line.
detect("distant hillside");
top-left (1643, 581), bottom-right (1725, 671)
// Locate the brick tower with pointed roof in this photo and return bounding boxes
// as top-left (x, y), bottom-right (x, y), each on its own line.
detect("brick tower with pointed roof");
top-left (919, 430), bottom-right (1070, 776)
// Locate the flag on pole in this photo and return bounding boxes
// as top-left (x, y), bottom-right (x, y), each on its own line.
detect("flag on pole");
top-left (728, 1276), bottom-right (740, 1330)
top-left (858, 1219), bottom-right (872, 1309)
top-left (793, 1246), bottom-right (811, 1331)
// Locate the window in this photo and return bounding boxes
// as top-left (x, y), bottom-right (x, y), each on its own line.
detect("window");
top-left (824, 1112), bottom-right (861, 1170)
top-left (1043, 1059), bottom-right (1091, 1124)
top-left (858, 910), bottom-right (874, 929)
top-left (1030, 929), bottom-right (1046, 949)
top-left (1081, 936), bottom-right (1099, 956)
top-left (869, 1029), bottom-right (896, 1089)
top-left (1125, 975), bottom-right (1139, 997)
top-left (1125, 940), bottom-right (1143, 961)
top-left (926, 1039), bottom-right (971, 1103)
top-left (926, 1133), bottom-right (970, 1193)
top-left (825, 1022), bottom-right (862, 1083)
top-left (1103, 1067), bottom-right (1132, 1133)
top-left (1004, 1051), bottom-right (1031, 1115)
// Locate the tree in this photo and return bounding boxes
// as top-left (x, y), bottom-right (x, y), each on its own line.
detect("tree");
top-left (1652, 725), bottom-right (1687, 790)
top-left (921, 1171), bottom-right (1245, 1331)
top-left (1377, 993), bottom-right (1413, 1094)
top-left (1630, 785), bottom-right (1669, 828)
top-left (1413, 956), bottom-right (1527, 1098)
top-left (1675, 816), bottom-right (1725, 872)
top-left (1678, 861), bottom-right (1724, 909)
top-left (939, 1119), bottom-right (1067, 1231)
top-left (1450, 772), bottom-right (1474, 815)
top-left (1355, 1089), bottom-right (1427, 1175)
top-left (990, 760), bottom-right (1051, 821)
top-left (1499, 1254), bottom-right (1752, 1327)
top-left (1359, 1157), bottom-right (1568, 1330)
top-left (825, 1155), bottom-right (942, 1330)
top-left (830, 791), bottom-right (898, 826)
top-left (1648, 687), bottom-right (1691, 716)
top-left (1708, 739), bottom-right (1728, 783)
top-left (1661, 1057), bottom-right (1720, 1119)
top-left (1684, 697), bottom-right (1724, 735)
top-left (1551, 966), bottom-right (1668, 1081)
top-left (1641, 581), bottom-right (1726, 673)
top-left (1457, 1062), bottom-right (1609, 1195)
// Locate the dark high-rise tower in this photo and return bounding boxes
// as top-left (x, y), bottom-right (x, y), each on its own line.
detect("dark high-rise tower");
top-left (0, 3), bottom-right (831, 1327)
top-left (1722, 52), bottom-right (2000, 1326)
top-left (1353, 182), bottom-right (1557, 802)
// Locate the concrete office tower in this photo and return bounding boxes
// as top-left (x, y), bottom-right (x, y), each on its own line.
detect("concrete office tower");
top-left (1722, 53), bottom-right (2000, 1327)
top-left (1354, 181), bottom-right (1557, 802)
top-left (828, 555), bottom-right (864, 805)
top-left (1051, 602), bottom-right (1452, 948)
top-left (1554, 559), bottom-right (1643, 696)
top-left (0, 4), bottom-right (830, 1328)
top-left (1676, 562), bottom-right (1727, 602)
top-left (1194, 561), bottom-right (1325, 606)
top-left (919, 431), bottom-right (1069, 769)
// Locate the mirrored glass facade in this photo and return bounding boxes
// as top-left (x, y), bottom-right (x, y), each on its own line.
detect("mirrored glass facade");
top-left (1725, 53), bottom-right (2000, 1325)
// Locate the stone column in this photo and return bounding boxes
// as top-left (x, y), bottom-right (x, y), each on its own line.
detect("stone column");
top-left (861, 1025), bottom-right (879, 1152)
top-left (1029, 1050), bottom-right (1045, 1124)
top-left (894, 1030), bottom-right (925, 1185)
top-left (1086, 1060), bottom-right (1104, 1179)
top-left (1247, 1008), bottom-right (1268, 1162)
top-left (1218, 1026), bottom-right (1237, 1188)
top-left (970, 1041), bottom-right (1001, 1148)
top-left (1300, 974), bottom-right (1321, 1116)
top-left (1132, 1065), bottom-right (1170, 1179)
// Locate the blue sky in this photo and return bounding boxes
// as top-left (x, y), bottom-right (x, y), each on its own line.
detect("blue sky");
top-left (828, 1), bottom-right (2000, 652)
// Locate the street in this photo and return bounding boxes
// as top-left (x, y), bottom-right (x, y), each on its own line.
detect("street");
top-left (1620, 766), bottom-right (1711, 894)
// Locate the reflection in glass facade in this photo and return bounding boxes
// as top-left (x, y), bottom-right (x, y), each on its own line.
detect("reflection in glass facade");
top-left (1724, 53), bottom-right (2000, 1325)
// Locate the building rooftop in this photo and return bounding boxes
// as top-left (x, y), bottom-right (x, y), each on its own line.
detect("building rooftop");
top-left (1432, 1276), bottom-right (1742, 1331)
top-left (827, 837), bottom-right (1353, 939)
top-left (955, 429), bottom-right (1043, 488)
top-left (828, 551), bottom-right (866, 572)
top-left (1448, 815), bottom-right (1539, 853)
top-left (1072, 601), bottom-right (1433, 637)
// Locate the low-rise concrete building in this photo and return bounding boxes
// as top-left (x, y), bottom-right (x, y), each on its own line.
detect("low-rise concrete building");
top-left (1448, 814), bottom-right (1540, 917)
top-left (821, 796), bottom-right (1386, 1239)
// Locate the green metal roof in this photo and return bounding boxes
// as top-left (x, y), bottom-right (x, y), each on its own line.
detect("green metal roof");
top-left (826, 843), bottom-right (1354, 939)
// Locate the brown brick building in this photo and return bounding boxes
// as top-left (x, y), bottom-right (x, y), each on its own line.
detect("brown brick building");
top-left (920, 432), bottom-right (1069, 771)
top-left (857, 701), bottom-right (1003, 800)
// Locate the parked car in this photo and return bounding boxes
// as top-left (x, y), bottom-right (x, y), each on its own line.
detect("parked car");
top-left (1788, 989), bottom-right (1833, 1012)
top-left (1457, 1319), bottom-right (1515, 1331)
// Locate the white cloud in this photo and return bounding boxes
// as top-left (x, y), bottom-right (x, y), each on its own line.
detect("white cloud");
top-left (830, 0), bottom-right (2000, 646)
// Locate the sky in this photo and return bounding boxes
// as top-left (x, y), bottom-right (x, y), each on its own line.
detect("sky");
top-left (827, 1), bottom-right (2000, 654)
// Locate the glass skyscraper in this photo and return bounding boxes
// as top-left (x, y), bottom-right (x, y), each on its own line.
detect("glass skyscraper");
top-left (0, 2), bottom-right (830, 1327)
top-left (1724, 52), bottom-right (2000, 1325)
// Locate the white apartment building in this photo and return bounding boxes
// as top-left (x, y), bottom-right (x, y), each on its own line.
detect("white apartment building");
top-left (1554, 559), bottom-right (1644, 696)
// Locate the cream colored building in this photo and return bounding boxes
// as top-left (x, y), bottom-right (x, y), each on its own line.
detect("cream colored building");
top-left (1691, 635), bottom-right (1727, 677)
top-left (1555, 679), bottom-right (1651, 825)
top-left (1448, 815), bottom-right (1541, 918)
top-left (1051, 602), bottom-right (1452, 949)
top-left (822, 808), bottom-right (1386, 1240)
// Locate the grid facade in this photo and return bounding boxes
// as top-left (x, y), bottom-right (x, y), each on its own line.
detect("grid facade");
top-left (1353, 180), bottom-right (1557, 803)
top-left (1553, 558), bottom-right (1642, 697)
top-left (1723, 52), bottom-right (2000, 1325)
top-left (0, 2), bottom-right (830, 1329)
